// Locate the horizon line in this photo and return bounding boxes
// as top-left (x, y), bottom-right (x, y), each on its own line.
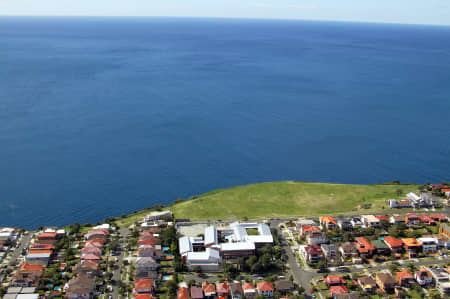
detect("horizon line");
top-left (0, 14), bottom-right (449, 28)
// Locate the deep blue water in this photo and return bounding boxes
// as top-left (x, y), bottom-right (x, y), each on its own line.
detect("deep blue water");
top-left (1, 17), bottom-right (449, 228)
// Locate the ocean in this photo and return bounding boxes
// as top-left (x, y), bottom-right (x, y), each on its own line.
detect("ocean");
top-left (0, 17), bottom-right (449, 228)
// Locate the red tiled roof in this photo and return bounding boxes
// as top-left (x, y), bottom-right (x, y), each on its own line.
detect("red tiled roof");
top-left (396, 269), bottom-right (414, 281)
top-left (177, 287), bottom-right (189, 299)
top-left (384, 236), bottom-right (404, 248)
top-left (326, 276), bottom-right (346, 285)
top-left (20, 264), bottom-right (45, 271)
top-left (138, 239), bottom-right (160, 245)
top-left (135, 279), bottom-right (154, 291)
top-left (242, 283), bottom-right (255, 291)
top-left (38, 232), bottom-right (57, 239)
top-left (376, 215), bottom-right (389, 221)
top-left (216, 283), bottom-right (230, 293)
top-left (202, 282), bottom-right (216, 294)
top-left (257, 282), bottom-right (274, 292)
top-left (320, 216), bottom-right (336, 224)
top-left (329, 286), bottom-right (348, 296)
top-left (135, 295), bottom-right (156, 299)
top-left (28, 250), bottom-right (52, 255)
top-left (81, 253), bottom-right (101, 260)
top-left (356, 237), bottom-right (375, 251)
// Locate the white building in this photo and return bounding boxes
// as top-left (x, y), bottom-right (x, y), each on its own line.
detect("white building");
top-left (144, 210), bottom-right (172, 221)
top-left (417, 237), bottom-right (438, 253)
top-left (185, 248), bottom-right (221, 272)
top-left (361, 215), bottom-right (380, 228)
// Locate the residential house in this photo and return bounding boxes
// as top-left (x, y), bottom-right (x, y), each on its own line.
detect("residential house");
top-left (325, 276), bottom-right (346, 287)
top-left (349, 218), bottom-right (363, 228)
top-left (415, 268), bottom-right (433, 286)
top-left (73, 260), bottom-right (100, 276)
top-left (431, 214), bottom-right (448, 223)
top-left (202, 282), bottom-right (216, 298)
top-left (66, 273), bottom-right (96, 299)
top-left (358, 276), bottom-right (377, 293)
top-left (396, 269), bottom-right (414, 287)
top-left (402, 238), bottom-right (422, 257)
top-left (355, 237), bottom-right (375, 258)
top-left (81, 245), bottom-right (102, 255)
top-left (334, 292), bottom-right (360, 299)
top-left (320, 216), bottom-right (337, 230)
top-left (306, 231), bottom-right (328, 245)
top-left (10, 264), bottom-right (44, 287)
top-left (321, 244), bottom-right (338, 261)
top-left (388, 199), bottom-right (411, 208)
top-left (375, 273), bottom-right (396, 293)
top-left (390, 215), bottom-right (405, 225)
top-left (418, 237), bottom-right (438, 253)
top-left (216, 283), bottom-right (230, 298)
top-left (138, 245), bottom-right (163, 259)
top-left (383, 237), bottom-right (404, 253)
top-left (229, 282), bottom-right (244, 299)
top-left (84, 229), bottom-right (108, 241)
top-left (274, 280), bottom-right (294, 295)
top-left (376, 215), bottom-right (390, 222)
top-left (372, 240), bottom-right (390, 255)
top-left (191, 286), bottom-right (204, 299)
top-left (299, 226), bottom-right (321, 237)
top-left (361, 215), bottom-right (380, 228)
top-left (426, 267), bottom-right (450, 296)
top-left (439, 223), bottom-right (450, 239)
top-left (336, 218), bottom-right (352, 231)
top-left (329, 286), bottom-right (348, 297)
top-left (134, 279), bottom-right (155, 294)
top-left (25, 252), bottom-right (51, 266)
top-left (296, 219), bottom-right (318, 231)
top-left (299, 245), bottom-right (323, 263)
top-left (257, 282), bottom-right (274, 298)
top-left (81, 253), bottom-right (101, 262)
top-left (135, 257), bottom-right (159, 278)
top-left (339, 242), bottom-right (358, 259)
top-left (177, 287), bottom-right (190, 299)
top-left (405, 213), bottom-right (421, 226)
top-left (418, 215), bottom-right (436, 226)
top-left (242, 283), bottom-right (256, 298)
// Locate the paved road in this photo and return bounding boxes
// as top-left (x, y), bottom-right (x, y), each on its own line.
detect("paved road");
top-left (0, 232), bottom-right (32, 282)
top-left (112, 227), bottom-right (130, 299)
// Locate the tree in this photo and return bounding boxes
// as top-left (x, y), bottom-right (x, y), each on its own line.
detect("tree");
top-left (318, 260), bottom-right (328, 273)
top-left (165, 279), bottom-right (178, 296)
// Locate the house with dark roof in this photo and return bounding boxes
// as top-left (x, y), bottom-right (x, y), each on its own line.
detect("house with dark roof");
top-left (274, 280), bottom-right (294, 295)
top-left (229, 282), bottom-right (244, 299)
top-left (372, 240), bottom-right (390, 255)
top-left (375, 273), bottom-right (396, 293)
top-left (358, 276), bottom-right (377, 293)
top-left (299, 244), bottom-right (323, 263)
top-left (321, 244), bottom-right (338, 261)
top-left (339, 242), bottom-right (358, 259)
top-left (66, 273), bottom-right (96, 299)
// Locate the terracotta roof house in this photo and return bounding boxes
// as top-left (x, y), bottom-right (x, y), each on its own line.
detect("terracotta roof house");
top-left (339, 242), bottom-right (358, 259)
top-left (415, 268), bottom-right (433, 286)
top-left (10, 265), bottom-right (44, 287)
top-left (383, 237), bottom-right (404, 253)
top-left (242, 283), bottom-right (256, 298)
top-left (37, 232), bottom-right (57, 240)
top-left (202, 282), bottom-right (216, 298)
top-left (275, 280), bottom-right (294, 295)
top-left (330, 286), bottom-right (348, 297)
top-left (257, 282), bottom-right (274, 298)
top-left (134, 279), bottom-right (155, 294)
top-left (66, 273), bottom-right (96, 299)
top-left (405, 213), bottom-right (421, 226)
top-left (358, 276), bottom-right (377, 293)
top-left (376, 215), bottom-right (390, 222)
top-left (177, 287), bottom-right (190, 299)
top-left (320, 216), bottom-right (337, 230)
top-left (431, 214), bottom-right (448, 222)
top-left (375, 273), bottom-right (396, 293)
top-left (135, 295), bottom-right (156, 299)
top-left (81, 253), bottom-right (101, 261)
top-left (299, 244), bottom-right (323, 263)
top-left (138, 238), bottom-right (161, 246)
top-left (191, 286), bottom-right (204, 299)
top-left (81, 246), bottom-right (102, 255)
top-left (355, 237), bottom-right (375, 257)
top-left (299, 226), bottom-right (321, 237)
top-left (216, 283), bottom-right (230, 298)
top-left (396, 269), bottom-right (414, 287)
top-left (325, 276), bottom-right (346, 287)
top-left (402, 238), bottom-right (422, 257)
top-left (230, 282), bottom-right (244, 299)
top-left (419, 215), bottom-right (436, 226)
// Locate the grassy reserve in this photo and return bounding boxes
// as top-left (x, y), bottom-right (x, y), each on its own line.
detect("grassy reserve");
top-left (169, 181), bottom-right (419, 221)
top-left (115, 181), bottom-right (419, 226)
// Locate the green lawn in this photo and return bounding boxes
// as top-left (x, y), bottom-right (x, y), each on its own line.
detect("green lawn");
top-left (169, 181), bottom-right (418, 221)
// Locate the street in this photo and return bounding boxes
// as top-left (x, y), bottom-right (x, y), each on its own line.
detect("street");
top-left (111, 227), bottom-right (130, 299)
